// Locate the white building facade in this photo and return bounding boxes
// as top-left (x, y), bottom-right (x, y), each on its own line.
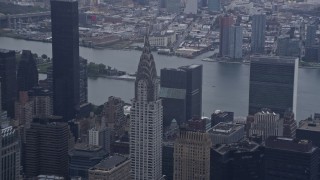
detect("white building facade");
top-left (250, 110), bottom-right (283, 141)
top-left (130, 35), bottom-right (163, 180)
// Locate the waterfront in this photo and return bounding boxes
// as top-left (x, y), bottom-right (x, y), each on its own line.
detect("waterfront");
top-left (1, 36), bottom-right (319, 120)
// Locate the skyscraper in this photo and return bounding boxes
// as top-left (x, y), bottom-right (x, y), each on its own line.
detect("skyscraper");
top-left (251, 14), bottom-right (266, 54)
top-left (0, 126), bottom-right (21, 180)
top-left (160, 68), bottom-right (187, 128)
top-left (264, 136), bottom-right (319, 180)
top-left (17, 50), bottom-right (38, 92)
top-left (160, 64), bottom-right (202, 128)
top-left (130, 35), bottom-right (163, 180)
top-left (208, 0), bottom-right (221, 12)
top-left (249, 56), bottom-right (298, 117)
top-left (219, 15), bottom-right (234, 57)
top-left (0, 49), bottom-right (17, 118)
top-left (51, 0), bottom-right (80, 120)
top-left (178, 65), bottom-right (202, 121)
top-left (173, 130), bottom-right (211, 180)
top-left (229, 25), bottom-right (243, 59)
top-left (24, 118), bottom-right (69, 178)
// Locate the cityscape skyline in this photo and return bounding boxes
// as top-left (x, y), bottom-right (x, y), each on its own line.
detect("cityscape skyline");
top-left (0, 0), bottom-right (320, 179)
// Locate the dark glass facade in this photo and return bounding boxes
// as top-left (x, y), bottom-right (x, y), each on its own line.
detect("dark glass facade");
top-left (264, 136), bottom-right (319, 180)
top-left (210, 141), bottom-right (264, 180)
top-left (69, 145), bottom-right (107, 179)
top-left (51, 0), bottom-right (80, 120)
top-left (160, 68), bottom-right (187, 127)
top-left (162, 143), bottom-right (174, 180)
top-left (0, 49), bottom-right (17, 118)
top-left (17, 50), bottom-right (38, 92)
top-left (160, 64), bottom-right (202, 128)
top-left (249, 56), bottom-right (297, 117)
top-left (251, 14), bottom-right (266, 54)
top-left (25, 118), bottom-right (69, 178)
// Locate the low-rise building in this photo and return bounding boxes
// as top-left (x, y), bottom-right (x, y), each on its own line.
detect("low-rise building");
top-left (207, 122), bottom-right (245, 145)
top-left (88, 155), bottom-right (130, 180)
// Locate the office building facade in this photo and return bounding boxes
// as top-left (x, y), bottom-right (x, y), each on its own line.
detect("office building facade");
top-left (130, 36), bottom-right (163, 180)
top-left (28, 86), bottom-right (52, 118)
top-left (219, 15), bottom-right (234, 57)
top-left (251, 14), bottom-right (266, 54)
top-left (249, 56), bottom-right (298, 117)
top-left (160, 64), bottom-right (202, 129)
top-left (210, 140), bottom-right (264, 180)
top-left (24, 119), bottom-right (69, 178)
top-left (229, 25), bottom-right (243, 59)
top-left (162, 142), bottom-right (174, 180)
top-left (17, 50), bottom-right (38, 92)
top-left (264, 136), bottom-right (319, 180)
top-left (69, 144), bottom-right (107, 179)
top-left (249, 110), bottom-right (283, 141)
top-left (173, 130), bottom-right (212, 180)
top-left (0, 49), bottom-right (17, 118)
top-left (0, 126), bottom-right (21, 180)
top-left (51, 0), bottom-right (80, 120)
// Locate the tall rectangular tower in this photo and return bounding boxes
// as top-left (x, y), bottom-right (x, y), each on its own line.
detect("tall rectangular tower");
top-left (160, 65), bottom-right (202, 129)
top-left (251, 14), bottom-right (266, 54)
top-left (130, 36), bottom-right (163, 180)
top-left (229, 25), bottom-right (243, 59)
top-left (249, 56), bottom-right (298, 117)
top-left (24, 118), bottom-right (69, 178)
top-left (0, 49), bottom-right (17, 118)
top-left (219, 15), bottom-right (234, 57)
top-left (180, 65), bottom-right (203, 121)
top-left (51, 0), bottom-right (80, 120)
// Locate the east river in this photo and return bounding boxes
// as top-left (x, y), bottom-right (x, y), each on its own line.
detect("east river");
top-left (0, 36), bottom-right (319, 120)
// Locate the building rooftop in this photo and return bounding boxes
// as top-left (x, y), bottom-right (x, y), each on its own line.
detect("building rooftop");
top-left (265, 136), bottom-right (316, 153)
top-left (212, 110), bottom-right (233, 118)
top-left (90, 155), bottom-right (129, 171)
top-left (298, 121), bottom-right (320, 132)
top-left (208, 122), bottom-right (244, 135)
top-left (213, 140), bottom-right (260, 155)
top-left (251, 55), bottom-right (298, 65)
top-left (69, 143), bottom-right (106, 158)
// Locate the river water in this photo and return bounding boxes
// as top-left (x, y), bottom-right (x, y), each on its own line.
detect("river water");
top-left (0, 36), bottom-right (319, 120)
